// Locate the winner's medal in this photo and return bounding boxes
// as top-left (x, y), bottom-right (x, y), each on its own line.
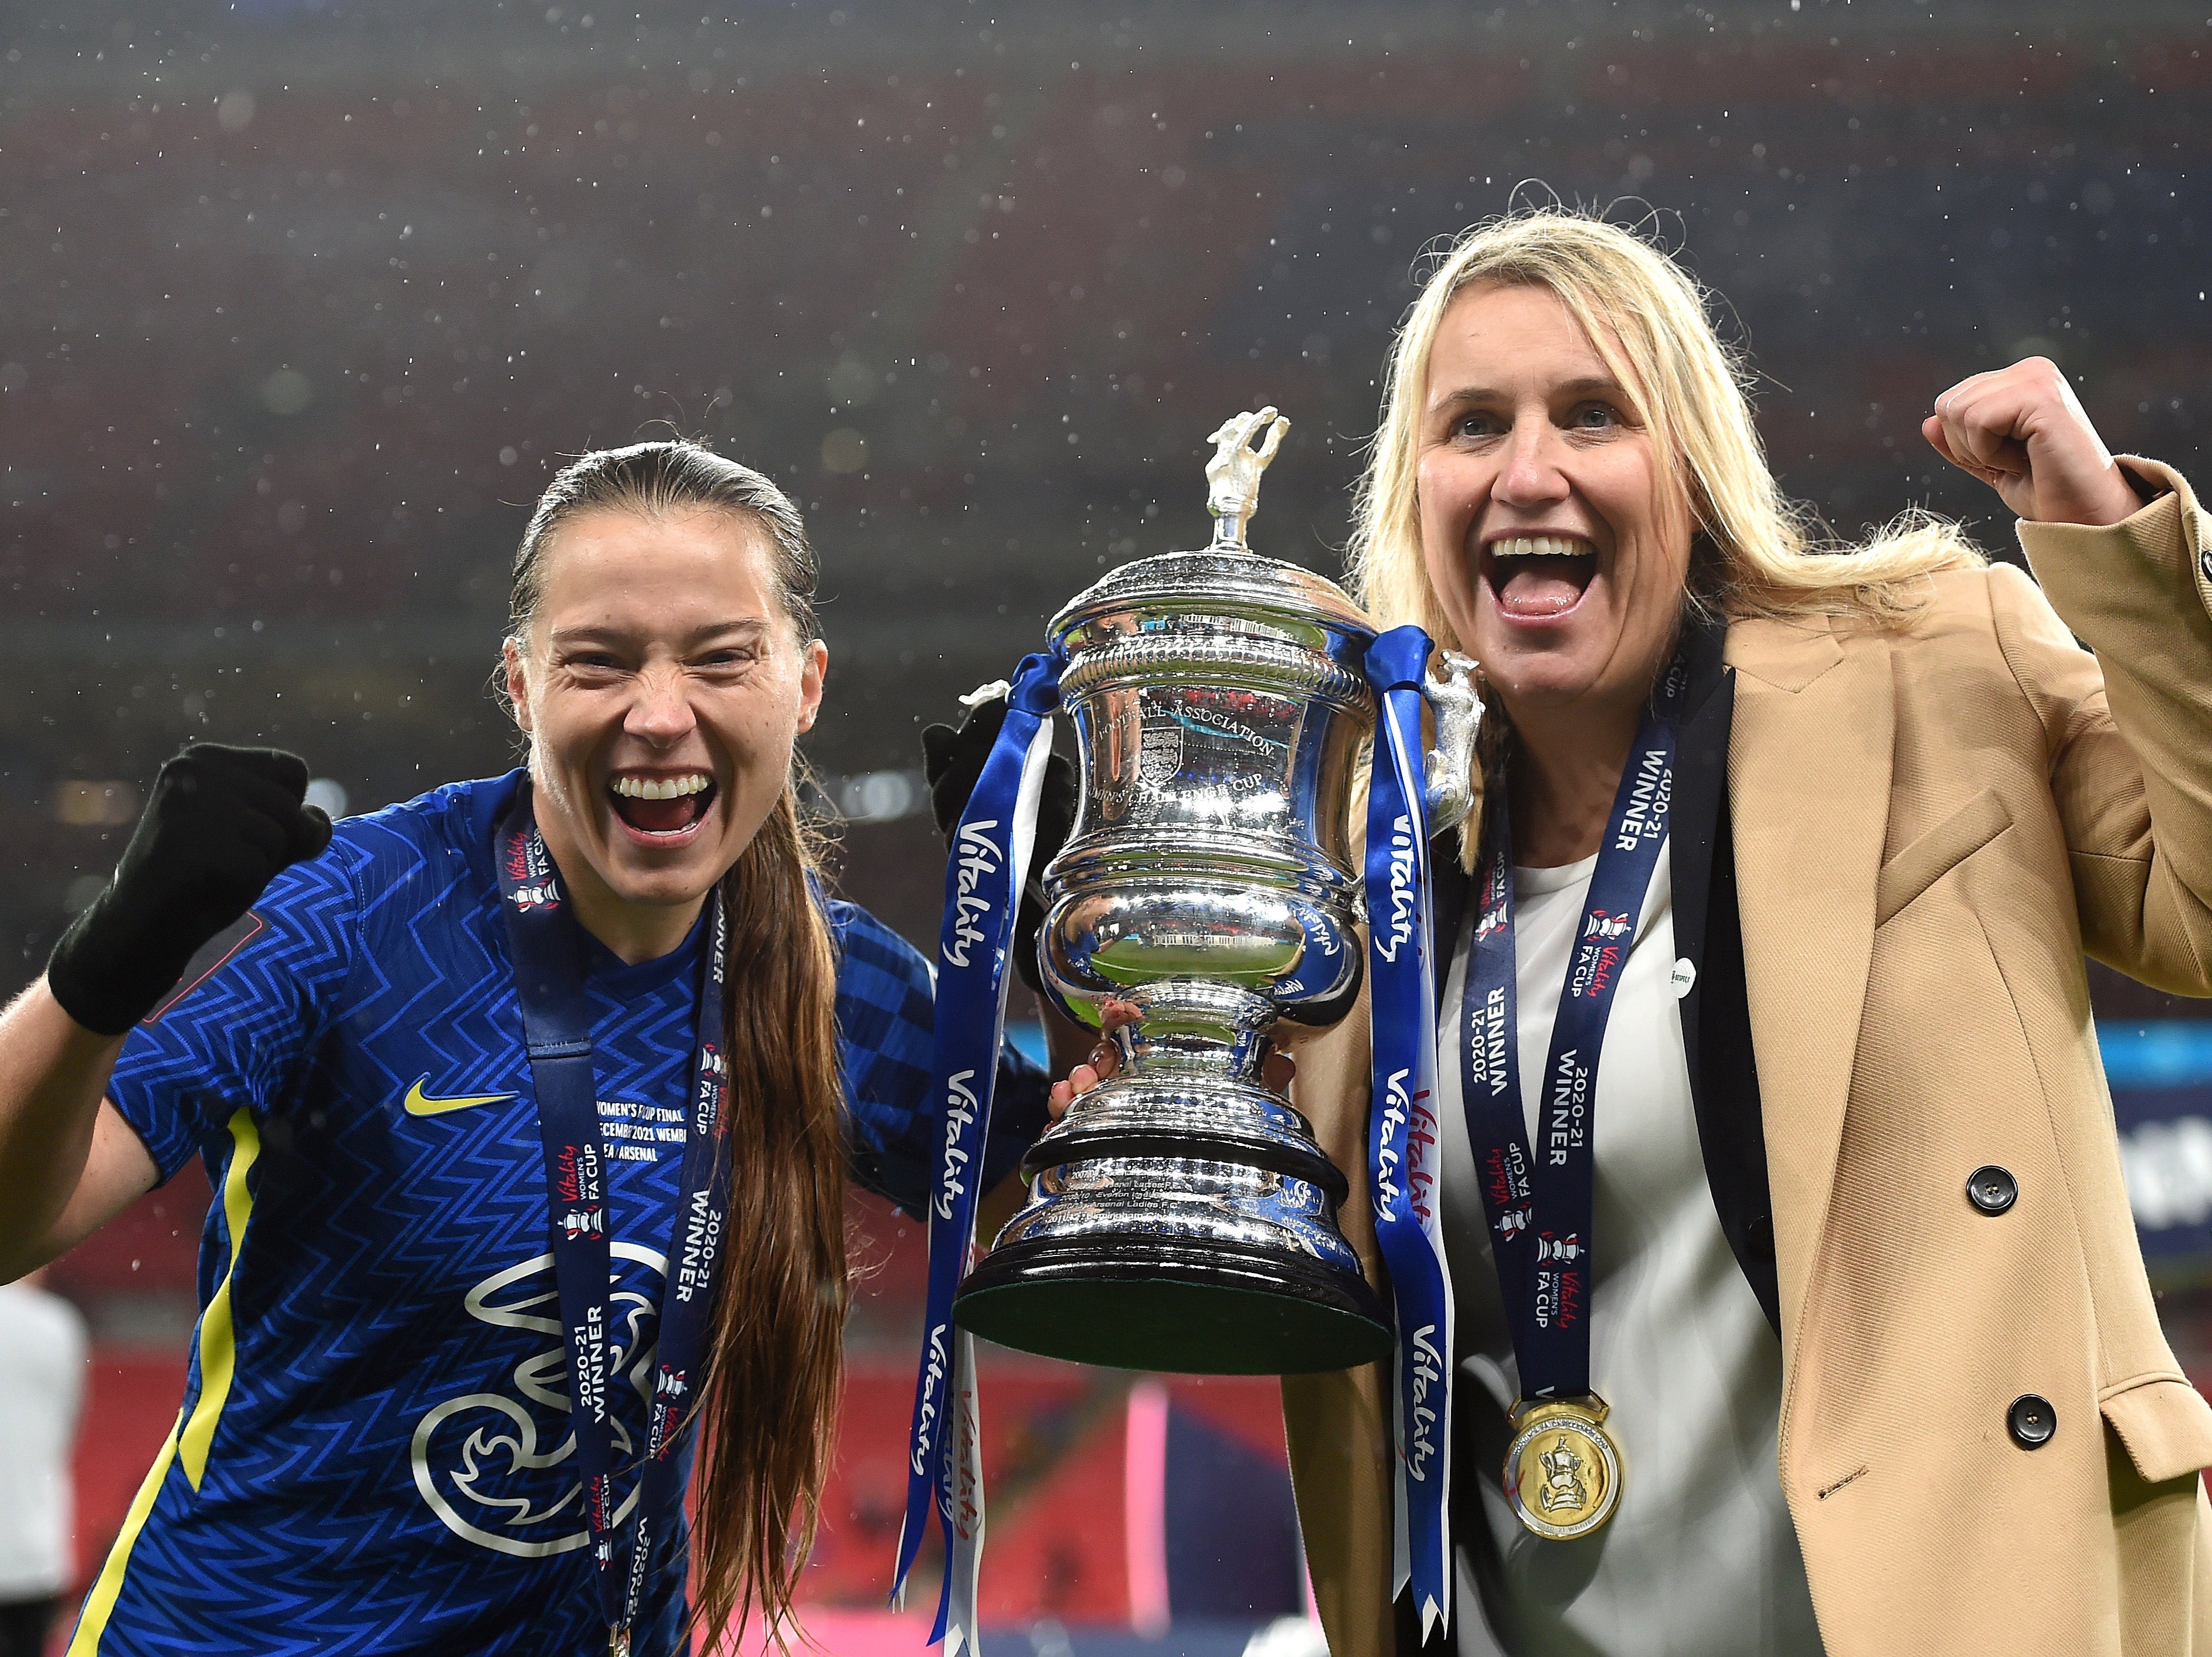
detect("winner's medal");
top-left (1459, 655), bottom-right (1688, 1543)
top-left (1504, 1396), bottom-right (1623, 1539)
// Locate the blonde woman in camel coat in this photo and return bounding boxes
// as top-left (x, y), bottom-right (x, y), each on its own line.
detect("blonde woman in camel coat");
top-left (1263, 211), bottom-right (2212, 1656)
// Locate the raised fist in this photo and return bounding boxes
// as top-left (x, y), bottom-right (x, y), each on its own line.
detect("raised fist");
top-left (1922, 358), bottom-right (2143, 528)
top-left (47, 744), bottom-right (332, 1035)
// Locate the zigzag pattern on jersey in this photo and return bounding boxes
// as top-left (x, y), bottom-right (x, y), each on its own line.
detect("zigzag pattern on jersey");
top-left (118, 844), bottom-right (365, 1190)
top-left (833, 901), bottom-right (1051, 1222)
top-left (91, 776), bottom-right (690, 1656)
top-left (84, 773), bottom-right (1046, 1655)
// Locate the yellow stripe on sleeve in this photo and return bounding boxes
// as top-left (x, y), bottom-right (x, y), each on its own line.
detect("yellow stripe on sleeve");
top-left (64, 1411), bottom-right (182, 1656)
top-left (63, 1108), bottom-right (262, 1653)
top-left (178, 1107), bottom-right (261, 1488)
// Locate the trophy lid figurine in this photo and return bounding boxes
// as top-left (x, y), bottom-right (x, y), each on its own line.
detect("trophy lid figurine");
top-left (949, 408), bottom-right (1480, 1374)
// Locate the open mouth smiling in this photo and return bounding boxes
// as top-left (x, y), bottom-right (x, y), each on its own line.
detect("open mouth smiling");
top-left (1482, 533), bottom-right (1601, 620)
top-left (607, 770), bottom-right (717, 839)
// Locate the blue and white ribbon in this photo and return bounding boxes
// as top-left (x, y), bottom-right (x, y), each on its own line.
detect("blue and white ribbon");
top-left (893, 652), bottom-right (1061, 1654)
top-left (1363, 625), bottom-right (1456, 1642)
top-left (896, 627), bottom-right (1460, 1648)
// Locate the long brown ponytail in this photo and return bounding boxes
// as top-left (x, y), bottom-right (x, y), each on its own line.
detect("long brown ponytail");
top-left (692, 781), bottom-right (847, 1644)
top-left (508, 440), bottom-right (850, 1646)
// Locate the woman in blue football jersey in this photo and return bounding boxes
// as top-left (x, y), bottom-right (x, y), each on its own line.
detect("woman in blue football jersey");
top-left (0, 443), bottom-right (1046, 1655)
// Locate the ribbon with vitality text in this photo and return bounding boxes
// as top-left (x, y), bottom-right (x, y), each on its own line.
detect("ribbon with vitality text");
top-left (894, 627), bottom-right (1460, 1648)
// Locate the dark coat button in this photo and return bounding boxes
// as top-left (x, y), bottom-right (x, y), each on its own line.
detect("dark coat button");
top-left (1745, 1213), bottom-right (1776, 1261)
top-left (1968, 1166), bottom-right (2018, 1215)
top-left (2007, 1394), bottom-right (2056, 1448)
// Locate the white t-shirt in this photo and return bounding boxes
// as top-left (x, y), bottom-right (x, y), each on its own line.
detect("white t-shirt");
top-left (1436, 844), bottom-right (1823, 1656)
top-left (0, 1280), bottom-right (87, 1601)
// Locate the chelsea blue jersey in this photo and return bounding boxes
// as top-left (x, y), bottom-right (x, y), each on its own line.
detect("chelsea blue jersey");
top-left (70, 772), bottom-right (1046, 1656)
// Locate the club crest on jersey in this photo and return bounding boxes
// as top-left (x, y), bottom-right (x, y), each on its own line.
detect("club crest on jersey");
top-left (412, 1245), bottom-right (668, 1559)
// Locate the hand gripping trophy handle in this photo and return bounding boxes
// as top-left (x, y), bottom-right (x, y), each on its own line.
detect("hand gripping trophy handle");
top-left (951, 409), bottom-right (1478, 1376)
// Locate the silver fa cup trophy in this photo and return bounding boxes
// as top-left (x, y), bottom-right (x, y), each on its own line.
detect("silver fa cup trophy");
top-left (952, 409), bottom-right (1480, 1375)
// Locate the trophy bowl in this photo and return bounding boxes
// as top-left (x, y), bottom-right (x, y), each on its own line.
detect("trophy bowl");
top-left (950, 410), bottom-right (1477, 1376)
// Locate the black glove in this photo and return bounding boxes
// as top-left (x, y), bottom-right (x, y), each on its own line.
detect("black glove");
top-left (47, 744), bottom-right (333, 1035)
top-left (920, 692), bottom-right (1076, 992)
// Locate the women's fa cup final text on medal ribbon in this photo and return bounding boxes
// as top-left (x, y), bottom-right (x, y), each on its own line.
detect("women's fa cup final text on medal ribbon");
top-left (1504, 1396), bottom-right (1624, 1540)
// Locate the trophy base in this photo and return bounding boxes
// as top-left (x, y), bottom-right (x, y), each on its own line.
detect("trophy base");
top-left (953, 1233), bottom-right (1392, 1374)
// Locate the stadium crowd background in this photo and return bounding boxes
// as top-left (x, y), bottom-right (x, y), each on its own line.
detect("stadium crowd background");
top-left (5, 0), bottom-right (2212, 1649)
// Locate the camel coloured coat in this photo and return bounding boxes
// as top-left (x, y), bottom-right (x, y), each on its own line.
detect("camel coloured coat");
top-left (1282, 459), bottom-right (2212, 1655)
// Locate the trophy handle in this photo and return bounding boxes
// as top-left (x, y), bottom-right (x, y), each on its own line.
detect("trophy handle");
top-left (1421, 649), bottom-right (1483, 828)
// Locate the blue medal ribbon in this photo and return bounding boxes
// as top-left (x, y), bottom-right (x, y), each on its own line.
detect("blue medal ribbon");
top-left (893, 652), bottom-right (1063, 1653)
top-left (1362, 625), bottom-right (1457, 1641)
top-left (1459, 654), bottom-right (1688, 1403)
top-left (495, 787), bottom-right (732, 1653)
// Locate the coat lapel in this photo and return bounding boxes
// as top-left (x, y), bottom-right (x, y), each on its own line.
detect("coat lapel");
top-left (1724, 615), bottom-right (1893, 1354)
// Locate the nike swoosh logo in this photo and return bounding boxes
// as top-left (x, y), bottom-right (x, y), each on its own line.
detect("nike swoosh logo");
top-left (403, 1077), bottom-right (518, 1118)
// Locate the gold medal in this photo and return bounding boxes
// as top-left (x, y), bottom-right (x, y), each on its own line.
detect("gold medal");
top-left (1503, 1396), bottom-right (1623, 1540)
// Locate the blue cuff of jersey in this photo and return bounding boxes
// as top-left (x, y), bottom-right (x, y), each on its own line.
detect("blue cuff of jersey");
top-left (846, 1038), bottom-right (1048, 1224)
top-left (980, 1041), bottom-right (1049, 1192)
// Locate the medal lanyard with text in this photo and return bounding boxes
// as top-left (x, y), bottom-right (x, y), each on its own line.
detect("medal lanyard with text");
top-left (497, 786), bottom-right (734, 1657)
top-left (1459, 656), bottom-right (1685, 1510)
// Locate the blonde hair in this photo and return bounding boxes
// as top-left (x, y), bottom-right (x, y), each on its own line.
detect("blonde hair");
top-left (1348, 207), bottom-right (1983, 642)
top-left (1345, 208), bottom-right (1983, 858)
